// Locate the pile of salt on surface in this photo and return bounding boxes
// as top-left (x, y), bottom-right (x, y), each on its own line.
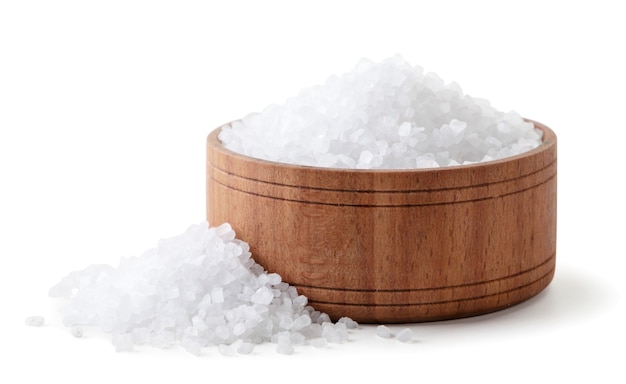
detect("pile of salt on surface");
top-left (219, 55), bottom-right (542, 169)
top-left (48, 222), bottom-right (355, 355)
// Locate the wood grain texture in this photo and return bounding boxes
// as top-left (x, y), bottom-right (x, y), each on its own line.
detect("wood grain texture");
top-left (206, 121), bottom-right (557, 323)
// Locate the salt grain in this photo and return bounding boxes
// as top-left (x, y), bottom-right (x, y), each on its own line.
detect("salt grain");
top-left (395, 328), bottom-right (413, 342)
top-left (181, 339), bottom-right (202, 356)
top-left (337, 317), bottom-right (359, 329)
top-left (376, 325), bottom-right (392, 338)
top-left (25, 315), bottom-right (44, 327)
top-left (292, 314), bottom-right (312, 331)
top-left (70, 326), bottom-right (84, 338)
top-left (237, 342), bottom-right (254, 355)
top-left (276, 342), bottom-right (295, 355)
top-left (112, 333), bottom-right (133, 352)
top-left (310, 338), bottom-right (327, 348)
top-left (218, 343), bottom-right (236, 357)
top-left (219, 55), bottom-right (542, 169)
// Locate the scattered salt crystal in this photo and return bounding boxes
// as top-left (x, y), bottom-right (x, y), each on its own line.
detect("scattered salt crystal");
top-left (395, 328), bottom-right (413, 342)
top-left (376, 325), bottom-right (392, 338)
top-left (276, 333), bottom-right (294, 355)
top-left (70, 326), bottom-right (84, 338)
top-left (112, 333), bottom-right (133, 352)
top-left (308, 323), bottom-right (323, 338)
top-left (220, 55), bottom-right (542, 169)
top-left (150, 330), bottom-right (174, 348)
top-left (131, 327), bottom-right (151, 344)
top-left (317, 313), bottom-right (331, 324)
top-left (218, 343), bottom-right (236, 357)
top-left (25, 315), bottom-right (44, 327)
top-left (322, 323), bottom-right (349, 343)
top-left (237, 342), bottom-right (254, 355)
top-left (337, 317), bottom-right (358, 329)
top-left (181, 339), bottom-right (202, 356)
top-left (276, 342), bottom-right (295, 355)
top-left (334, 323), bottom-right (349, 342)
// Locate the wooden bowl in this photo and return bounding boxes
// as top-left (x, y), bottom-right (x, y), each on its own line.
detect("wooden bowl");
top-left (206, 121), bottom-right (557, 323)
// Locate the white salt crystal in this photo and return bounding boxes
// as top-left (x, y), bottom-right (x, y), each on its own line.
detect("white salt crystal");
top-left (237, 342), bottom-right (254, 355)
top-left (484, 136), bottom-right (502, 149)
top-left (448, 119), bottom-right (467, 136)
top-left (232, 322), bottom-right (246, 336)
top-left (162, 286), bottom-right (179, 300)
top-left (317, 313), bottom-right (331, 324)
top-left (292, 314), bottom-right (312, 331)
top-left (322, 323), bottom-right (345, 343)
top-left (276, 333), bottom-right (295, 355)
top-left (215, 325), bottom-right (230, 341)
top-left (375, 140), bottom-right (389, 155)
top-left (278, 314), bottom-right (294, 330)
top-left (398, 122), bottom-right (412, 137)
top-left (181, 339), bottom-right (202, 356)
top-left (25, 315), bottom-right (44, 327)
top-left (497, 121), bottom-right (512, 133)
top-left (150, 330), bottom-right (174, 348)
top-left (251, 286), bottom-right (274, 305)
top-left (337, 317), bottom-right (358, 329)
top-left (357, 150), bottom-right (374, 166)
top-left (311, 338), bottom-right (327, 348)
top-left (395, 328), bottom-right (413, 342)
top-left (376, 325), bottom-right (392, 338)
top-left (334, 323), bottom-right (349, 342)
top-left (266, 273), bottom-right (281, 285)
top-left (70, 326), bottom-right (84, 338)
top-left (308, 323), bottom-right (323, 338)
top-left (218, 343), bottom-right (236, 357)
top-left (211, 287), bottom-right (225, 304)
top-left (131, 327), bottom-right (151, 344)
top-left (290, 331), bottom-right (306, 344)
top-left (276, 343), bottom-right (295, 355)
top-left (112, 333), bottom-right (133, 352)
top-left (219, 55), bottom-right (542, 169)
top-left (292, 295), bottom-right (308, 308)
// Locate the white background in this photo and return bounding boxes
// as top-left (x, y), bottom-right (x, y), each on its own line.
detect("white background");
top-left (1, 1), bottom-right (624, 382)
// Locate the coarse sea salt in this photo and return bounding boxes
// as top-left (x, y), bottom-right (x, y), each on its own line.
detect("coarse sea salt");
top-left (376, 325), bottom-right (392, 338)
top-left (395, 328), bottom-right (413, 343)
top-left (47, 222), bottom-right (356, 355)
top-left (25, 315), bottom-right (45, 327)
top-left (219, 55), bottom-right (543, 169)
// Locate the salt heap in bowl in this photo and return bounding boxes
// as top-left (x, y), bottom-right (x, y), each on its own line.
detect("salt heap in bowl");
top-left (49, 222), bottom-right (353, 355)
top-left (219, 55), bottom-right (542, 169)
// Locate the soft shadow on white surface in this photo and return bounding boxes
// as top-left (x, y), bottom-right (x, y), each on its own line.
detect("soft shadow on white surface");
top-left (411, 265), bottom-right (617, 339)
